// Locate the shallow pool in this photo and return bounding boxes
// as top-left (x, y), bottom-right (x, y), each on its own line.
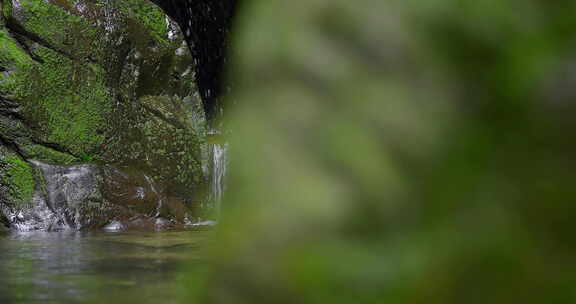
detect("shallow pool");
top-left (0, 230), bottom-right (211, 303)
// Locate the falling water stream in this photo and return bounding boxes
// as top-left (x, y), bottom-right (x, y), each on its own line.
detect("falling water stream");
top-left (206, 128), bottom-right (228, 217)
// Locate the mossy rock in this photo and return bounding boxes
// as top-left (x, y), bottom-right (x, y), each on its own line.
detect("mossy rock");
top-left (0, 146), bottom-right (34, 207)
top-left (0, 0), bottom-right (207, 229)
top-left (102, 94), bottom-right (205, 197)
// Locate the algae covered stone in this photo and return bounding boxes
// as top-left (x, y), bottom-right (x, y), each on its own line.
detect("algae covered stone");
top-left (0, 146), bottom-right (34, 208)
top-left (0, 0), bottom-right (208, 230)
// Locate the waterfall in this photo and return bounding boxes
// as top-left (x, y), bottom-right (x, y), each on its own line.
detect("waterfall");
top-left (207, 129), bottom-right (228, 216)
top-left (8, 161), bottom-right (101, 231)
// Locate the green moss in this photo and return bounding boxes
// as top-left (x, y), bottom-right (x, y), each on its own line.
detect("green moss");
top-left (0, 28), bottom-right (33, 68)
top-left (3, 46), bottom-right (112, 157)
top-left (1, 154), bottom-right (35, 205)
top-left (18, 0), bottom-right (83, 44)
top-left (0, 115), bottom-right (30, 142)
top-left (78, 153), bottom-right (95, 162)
top-left (10, 0), bottom-right (108, 63)
top-left (1, 0), bottom-right (14, 19)
top-left (103, 94), bottom-right (204, 196)
top-left (20, 144), bottom-right (78, 164)
top-left (119, 0), bottom-right (169, 45)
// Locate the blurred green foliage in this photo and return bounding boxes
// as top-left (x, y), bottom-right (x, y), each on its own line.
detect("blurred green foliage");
top-left (182, 0), bottom-right (576, 303)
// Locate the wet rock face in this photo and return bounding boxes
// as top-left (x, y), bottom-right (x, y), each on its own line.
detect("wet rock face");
top-left (9, 161), bottom-right (108, 231)
top-left (103, 165), bottom-right (162, 217)
top-left (35, 162), bottom-right (102, 213)
top-left (0, 0), bottom-right (208, 230)
top-left (101, 164), bottom-right (198, 223)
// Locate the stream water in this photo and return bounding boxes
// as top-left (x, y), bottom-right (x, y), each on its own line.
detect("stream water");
top-left (0, 230), bottom-right (210, 303)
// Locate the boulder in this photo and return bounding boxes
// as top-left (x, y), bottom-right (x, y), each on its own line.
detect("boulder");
top-left (0, 0), bottom-right (208, 230)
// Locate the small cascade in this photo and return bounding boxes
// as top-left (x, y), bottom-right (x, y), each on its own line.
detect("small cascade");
top-left (8, 161), bottom-right (101, 231)
top-left (207, 129), bottom-right (228, 216)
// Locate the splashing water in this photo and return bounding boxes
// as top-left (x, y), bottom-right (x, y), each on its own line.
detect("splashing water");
top-left (7, 161), bottom-right (102, 231)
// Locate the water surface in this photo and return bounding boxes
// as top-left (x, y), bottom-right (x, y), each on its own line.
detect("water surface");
top-left (0, 230), bottom-right (210, 303)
